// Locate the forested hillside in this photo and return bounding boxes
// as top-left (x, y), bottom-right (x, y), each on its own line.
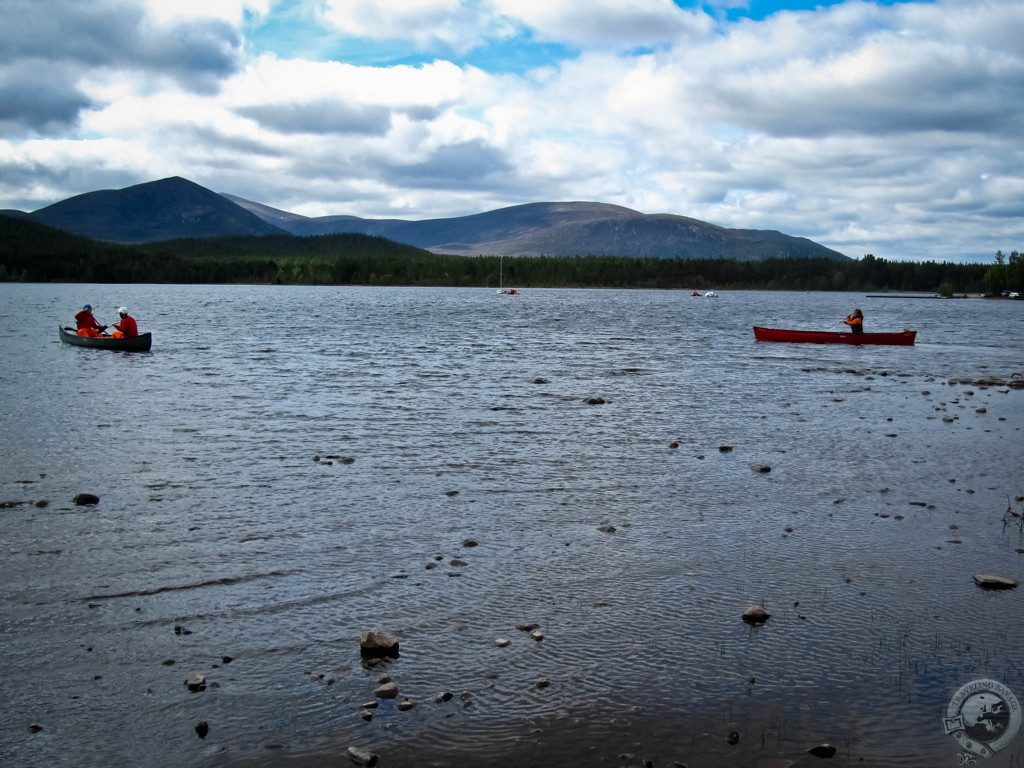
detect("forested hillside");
top-left (1, 214), bottom-right (1010, 293)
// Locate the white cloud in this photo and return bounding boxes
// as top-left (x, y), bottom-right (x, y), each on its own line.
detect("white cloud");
top-left (316, 0), bottom-right (511, 53)
top-left (493, 0), bottom-right (713, 48)
top-left (1, 0), bottom-right (1022, 260)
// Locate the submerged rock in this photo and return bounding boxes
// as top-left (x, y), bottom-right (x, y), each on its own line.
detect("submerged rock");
top-left (529, 377), bottom-right (548, 384)
top-left (450, 558), bottom-right (468, 567)
top-left (462, 538), bottom-right (479, 547)
top-left (360, 631), bottom-right (400, 657)
top-left (597, 524), bottom-right (617, 533)
top-left (73, 493), bottom-right (99, 506)
top-left (974, 574), bottom-right (1018, 590)
top-left (726, 731), bottom-right (740, 745)
top-left (585, 397), bottom-right (606, 405)
top-left (741, 605), bottom-right (770, 625)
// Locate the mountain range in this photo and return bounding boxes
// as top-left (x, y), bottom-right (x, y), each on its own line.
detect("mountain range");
top-left (5, 176), bottom-right (848, 261)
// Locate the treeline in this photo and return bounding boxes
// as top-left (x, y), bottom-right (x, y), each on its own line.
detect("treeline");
top-left (1, 213), bottom-right (1019, 293)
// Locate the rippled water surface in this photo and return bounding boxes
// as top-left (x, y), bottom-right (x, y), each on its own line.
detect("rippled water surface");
top-left (2, 284), bottom-right (1023, 768)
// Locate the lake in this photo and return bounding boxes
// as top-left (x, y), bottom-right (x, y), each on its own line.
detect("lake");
top-left (1, 284), bottom-right (1022, 768)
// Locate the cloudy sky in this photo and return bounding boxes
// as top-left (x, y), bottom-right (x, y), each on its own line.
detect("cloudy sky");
top-left (1, 0), bottom-right (1021, 261)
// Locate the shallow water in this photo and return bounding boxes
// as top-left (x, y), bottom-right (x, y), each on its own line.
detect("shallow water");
top-left (1, 284), bottom-right (1023, 768)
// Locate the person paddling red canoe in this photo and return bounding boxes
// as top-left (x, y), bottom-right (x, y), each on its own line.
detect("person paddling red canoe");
top-left (74, 304), bottom-right (107, 337)
top-left (110, 307), bottom-right (138, 338)
top-left (843, 308), bottom-right (864, 334)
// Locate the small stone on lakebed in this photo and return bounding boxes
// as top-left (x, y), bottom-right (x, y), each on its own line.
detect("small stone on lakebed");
top-left (974, 574), bottom-right (1017, 590)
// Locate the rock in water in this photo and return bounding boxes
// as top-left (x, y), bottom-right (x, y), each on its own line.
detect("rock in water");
top-left (807, 743), bottom-right (837, 758)
top-left (346, 746), bottom-right (379, 766)
top-left (585, 397), bottom-right (606, 405)
top-left (185, 674), bottom-right (207, 692)
top-left (974, 574), bottom-right (1018, 590)
top-left (597, 524), bottom-right (617, 533)
top-left (435, 690), bottom-right (454, 703)
top-left (741, 605), bottom-right (770, 625)
top-left (495, 637), bottom-right (510, 647)
top-left (195, 721), bottom-right (209, 739)
top-left (719, 445), bottom-right (733, 453)
top-left (397, 698), bottom-right (415, 711)
top-left (73, 493), bottom-right (100, 505)
top-left (360, 631), bottom-right (400, 657)
top-left (462, 538), bottom-right (479, 547)
top-left (530, 630), bottom-right (544, 641)
top-left (375, 682), bottom-right (399, 698)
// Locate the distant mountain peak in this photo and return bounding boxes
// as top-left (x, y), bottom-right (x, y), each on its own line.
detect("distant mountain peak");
top-left (28, 177), bottom-right (288, 242)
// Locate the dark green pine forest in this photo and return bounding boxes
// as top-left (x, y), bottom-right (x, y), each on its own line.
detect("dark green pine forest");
top-left (1, 214), bottom-right (1020, 294)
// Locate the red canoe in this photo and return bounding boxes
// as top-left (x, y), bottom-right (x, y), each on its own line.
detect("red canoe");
top-left (753, 326), bottom-right (917, 346)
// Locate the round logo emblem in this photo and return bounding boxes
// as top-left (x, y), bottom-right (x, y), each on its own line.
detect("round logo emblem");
top-left (944, 679), bottom-right (1022, 759)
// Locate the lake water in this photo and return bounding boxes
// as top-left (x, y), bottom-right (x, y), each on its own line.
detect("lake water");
top-left (1, 284), bottom-right (1023, 768)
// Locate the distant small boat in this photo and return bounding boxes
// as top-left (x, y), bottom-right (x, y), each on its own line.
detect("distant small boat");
top-left (59, 325), bottom-right (152, 352)
top-left (496, 256), bottom-right (520, 296)
top-left (703, 291), bottom-right (719, 298)
top-left (691, 290), bottom-right (702, 297)
top-left (753, 326), bottom-right (916, 346)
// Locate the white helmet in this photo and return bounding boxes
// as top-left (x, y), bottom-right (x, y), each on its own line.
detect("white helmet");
top-left (117, 307), bottom-right (128, 315)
